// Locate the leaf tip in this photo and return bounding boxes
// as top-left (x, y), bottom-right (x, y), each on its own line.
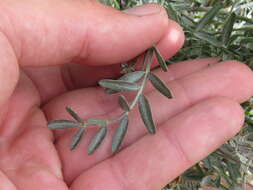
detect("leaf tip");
top-left (87, 149), bottom-right (94, 155)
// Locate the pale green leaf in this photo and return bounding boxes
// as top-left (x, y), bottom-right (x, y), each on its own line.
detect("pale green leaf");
top-left (99, 79), bottom-right (139, 91)
top-left (148, 73), bottom-right (172, 99)
top-left (112, 116), bottom-right (128, 153)
top-left (138, 94), bottom-right (156, 134)
top-left (87, 118), bottom-right (107, 126)
top-left (66, 107), bottom-right (82, 122)
top-left (166, 3), bottom-right (179, 23)
top-left (118, 71), bottom-right (145, 83)
top-left (70, 128), bottom-right (85, 150)
top-left (152, 46), bottom-right (168, 72)
top-left (48, 120), bottom-right (82, 129)
top-left (194, 31), bottom-right (223, 47)
top-left (88, 126), bottom-right (107, 155)
top-left (104, 71), bottom-right (144, 94)
top-left (195, 3), bottom-right (222, 32)
top-left (104, 88), bottom-right (118, 94)
top-left (222, 12), bottom-right (236, 45)
top-left (118, 95), bottom-right (130, 111)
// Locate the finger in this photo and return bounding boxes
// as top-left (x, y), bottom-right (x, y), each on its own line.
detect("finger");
top-left (60, 54), bottom-right (218, 90)
top-left (23, 66), bottom-right (68, 104)
top-left (0, 33), bottom-right (19, 122)
top-left (59, 18), bottom-right (185, 89)
top-left (45, 57), bottom-right (223, 136)
top-left (43, 60), bottom-right (253, 183)
top-left (0, 171), bottom-right (17, 190)
top-left (157, 57), bottom-right (221, 80)
top-left (45, 60), bottom-right (253, 122)
top-left (2, 2), bottom-right (171, 66)
top-left (145, 60), bottom-right (253, 104)
top-left (26, 57), bottom-right (219, 104)
top-left (23, 17), bottom-right (185, 103)
top-left (70, 97), bottom-right (244, 190)
top-left (0, 72), bottom-right (69, 190)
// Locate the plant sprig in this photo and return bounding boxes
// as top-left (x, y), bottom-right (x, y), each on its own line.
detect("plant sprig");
top-left (48, 46), bottom-right (173, 155)
top-left (97, 0), bottom-right (253, 189)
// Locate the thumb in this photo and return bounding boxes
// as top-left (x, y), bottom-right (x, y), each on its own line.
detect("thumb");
top-left (0, 1), bottom-right (173, 66)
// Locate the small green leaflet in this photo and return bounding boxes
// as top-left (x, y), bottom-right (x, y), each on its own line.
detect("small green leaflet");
top-left (118, 95), bottom-right (130, 111)
top-left (152, 46), bottom-right (168, 72)
top-left (138, 94), bottom-right (156, 134)
top-left (48, 120), bottom-right (82, 129)
top-left (70, 128), bottom-right (85, 150)
top-left (66, 107), bottom-right (82, 122)
top-left (181, 14), bottom-right (196, 28)
top-left (182, 167), bottom-right (205, 181)
top-left (99, 79), bottom-right (140, 91)
top-left (165, 3), bottom-right (179, 23)
top-left (87, 118), bottom-right (107, 126)
top-left (105, 88), bottom-right (118, 94)
top-left (104, 71), bottom-right (144, 94)
top-left (148, 73), bottom-right (172, 99)
top-left (195, 3), bottom-right (222, 32)
top-left (118, 71), bottom-right (145, 83)
top-left (88, 126), bottom-right (107, 155)
top-left (112, 116), bottom-right (128, 153)
top-left (222, 12), bottom-right (236, 45)
top-left (193, 31), bottom-right (223, 47)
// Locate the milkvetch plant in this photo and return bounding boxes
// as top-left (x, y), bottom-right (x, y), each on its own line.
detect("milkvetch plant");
top-left (98, 0), bottom-right (253, 189)
top-left (48, 0), bottom-right (253, 189)
top-left (48, 46), bottom-right (173, 155)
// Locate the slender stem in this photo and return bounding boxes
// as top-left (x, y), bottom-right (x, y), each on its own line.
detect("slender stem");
top-left (129, 52), bottom-right (152, 109)
top-left (95, 49), bottom-right (153, 127)
top-left (141, 50), bottom-right (148, 71)
top-left (107, 112), bottom-right (128, 125)
top-left (76, 49), bottom-right (154, 129)
top-left (80, 122), bottom-right (87, 128)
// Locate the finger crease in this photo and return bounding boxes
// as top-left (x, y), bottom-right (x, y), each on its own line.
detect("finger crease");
top-left (108, 159), bottom-right (129, 190)
top-left (160, 126), bottom-right (192, 165)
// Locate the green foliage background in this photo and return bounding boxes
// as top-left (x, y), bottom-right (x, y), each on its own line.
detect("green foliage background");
top-left (99, 0), bottom-right (253, 189)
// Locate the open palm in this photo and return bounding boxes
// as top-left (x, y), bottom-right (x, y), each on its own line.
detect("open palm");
top-left (0, 1), bottom-right (253, 190)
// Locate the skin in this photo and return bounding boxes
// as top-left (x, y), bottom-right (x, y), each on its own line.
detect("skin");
top-left (0, 0), bottom-right (252, 190)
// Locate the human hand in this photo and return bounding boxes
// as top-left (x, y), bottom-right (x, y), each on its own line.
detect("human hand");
top-left (0, 0), bottom-right (253, 190)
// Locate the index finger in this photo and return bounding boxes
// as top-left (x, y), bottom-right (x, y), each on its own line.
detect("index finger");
top-left (1, 2), bottom-right (172, 66)
top-left (70, 97), bottom-right (244, 190)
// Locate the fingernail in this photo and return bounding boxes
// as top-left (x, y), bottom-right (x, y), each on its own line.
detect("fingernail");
top-left (123, 3), bottom-right (162, 16)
